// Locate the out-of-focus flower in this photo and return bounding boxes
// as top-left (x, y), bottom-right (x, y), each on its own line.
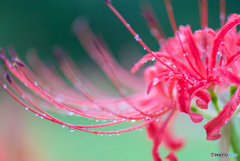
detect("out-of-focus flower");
top-left (0, 88), bottom-right (50, 161)
top-left (1, 0), bottom-right (240, 160)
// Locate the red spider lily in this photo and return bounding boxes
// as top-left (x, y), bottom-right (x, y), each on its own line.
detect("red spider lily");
top-left (1, 0), bottom-right (240, 160)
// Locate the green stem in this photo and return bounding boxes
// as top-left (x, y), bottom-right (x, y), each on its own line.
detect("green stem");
top-left (230, 121), bottom-right (240, 161)
top-left (219, 121), bottom-right (230, 161)
top-left (190, 106), bottom-right (215, 119)
top-left (209, 89), bottom-right (220, 112)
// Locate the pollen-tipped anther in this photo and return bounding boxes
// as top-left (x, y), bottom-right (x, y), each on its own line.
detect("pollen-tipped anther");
top-left (4, 72), bottom-right (12, 83)
top-left (8, 46), bottom-right (25, 67)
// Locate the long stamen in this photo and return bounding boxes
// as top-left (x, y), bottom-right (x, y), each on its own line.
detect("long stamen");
top-left (176, 33), bottom-right (205, 79)
top-left (161, 0), bottom-right (206, 79)
top-left (141, 4), bottom-right (166, 42)
top-left (163, 0), bottom-right (177, 33)
top-left (1, 76), bottom-right (153, 134)
top-left (200, 0), bottom-right (209, 75)
top-left (220, 0), bottom-right (226, 27)
top-left (55, 49), bottom-right (172, 120)
top-left (105, 1), bottom-right (174, 71)
top-left (201, 0), bottom-right (208, 29)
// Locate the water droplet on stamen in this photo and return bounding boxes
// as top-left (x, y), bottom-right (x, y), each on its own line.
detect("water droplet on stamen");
top-left (3, 84), bottom-right (7, 89)
top-left (68, 111), bottom-right (74, 116)
top-left (34, 81), bottom-right (38, 86)
top-left (152, 78), bottom-right (159, 86)
top-left (69, 127), bottom-right (74, 132)
top-left (134, 34), bottom-right (139, 41)
top-left (25, 107), bottom-right (29, 110)
top-left (35, 113), bottom-right (39, 117)
top-left (61, 124), bottom-right (65, 128)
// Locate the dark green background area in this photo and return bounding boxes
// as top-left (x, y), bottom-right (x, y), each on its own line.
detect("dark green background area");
top-left (0, 0), bottom-right (239, 61)
top-left (0, 0), bottom-right (240, 161)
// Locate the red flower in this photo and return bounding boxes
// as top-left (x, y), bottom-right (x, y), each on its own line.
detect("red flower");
top-left (1, 0), bottom-right (240, 160)
top-left (105, 0), bottom-right (240, 160)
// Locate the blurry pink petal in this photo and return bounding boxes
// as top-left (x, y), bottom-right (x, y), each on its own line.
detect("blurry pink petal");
top-left (165, 152), bottom-right (178, 161)
top-left (163, 128), bottom-right (184, 151)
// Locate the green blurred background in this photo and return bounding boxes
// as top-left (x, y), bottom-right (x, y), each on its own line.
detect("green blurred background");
top-left (0, 0), bottom-right (240, 161)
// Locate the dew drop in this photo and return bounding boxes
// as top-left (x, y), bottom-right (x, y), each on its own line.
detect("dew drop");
top-left (61, 124), bottom-right (65, 128)
top-left (96, 119), bottom-right (99, 122)
top-left (68, 111), bottom-right (74, 116)
top-left (217, 51), bottom-right (222, 55)
top-left (35, 113), bottom-right (39, 117)
top-left (34, 81), bottom-right (38, 86)
top-left (3, 84), bottom-right (7, 89)
top-left (152, 78), bottom-right (159, 86)
top-left (69, 127), bottom-right (74, 132)
top-left (117, 134), bottom-right (120, 136)
top-left (131, 120), bottom-right (136, 122)
top-left (40, 116), bottom-right (43, 119)
top-left (109, 134), bottom-right (111, 136)
top-left (143, 47), bottom-right (146, 50)
top-left (25, 107), bottom-right (29, 110)
top-left (134, 34), bottom-right (139, 41)
top-left (151, 57), bottom-right (156, 61)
